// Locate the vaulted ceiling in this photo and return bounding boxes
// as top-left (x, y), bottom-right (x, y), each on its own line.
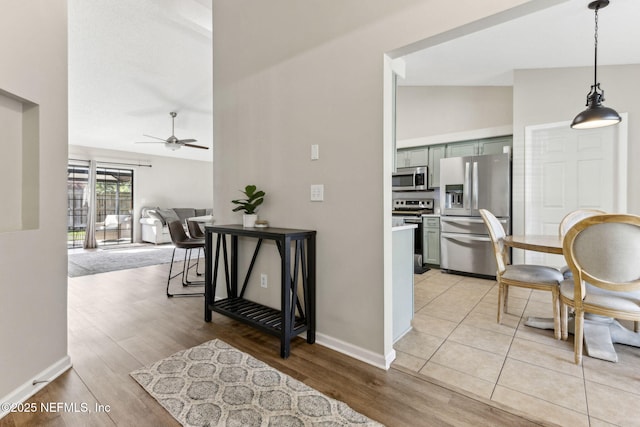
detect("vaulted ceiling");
top-left (68, 0), bottom-right (212, 162)
top-left (400, 0), bottom-right (640, 86)
top-left (68, 0), bottom-right (639, 162)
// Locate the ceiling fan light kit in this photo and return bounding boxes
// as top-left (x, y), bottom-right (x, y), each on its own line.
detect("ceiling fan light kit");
top-left (135, 111), bottom-right (209, 150)
top-left (571, 0), bottom-right (621, 130)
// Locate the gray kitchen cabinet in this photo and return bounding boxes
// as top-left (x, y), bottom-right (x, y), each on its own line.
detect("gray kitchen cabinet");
top-left (396, 150), bottom-right (408, 168)
top-left (393, 226), bottom-right (414, 342)
top-left (397, 147), bottom-right (428, 168)
top-left (446, 140), bottom-right (478, 157)
top-left (396, 136), bottom-right (512, 185)
top-left (428, 144), bottom-right (445, 188)
top-left (408, 147), bottom-right (428, 166)
top-left (423, 216), bottom-right (440, 266)
top-left (478, 136), bottom-right (512, 155)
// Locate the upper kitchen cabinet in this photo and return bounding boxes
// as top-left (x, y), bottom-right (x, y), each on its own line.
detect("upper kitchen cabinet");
top-left (445, 140), bottom-right (478, 157)
top-left (478, 136), bottom-right (512, 155)
top-left (396, 136), bottom-right (513, 188)
top-left (428, 144), bottom-right (445, 189)
top-left (444, 136), bottom-right (512, 159)
top-left (396, 146), bottom-right (428, 168)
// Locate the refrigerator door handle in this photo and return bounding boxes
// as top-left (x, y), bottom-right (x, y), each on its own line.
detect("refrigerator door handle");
top-left (464, 161), bottom-right (471, 208)
top-left (441, 217), bottom-right (508, 225)
top-left (441, 232), bottom-right (492, 243)
top-left (472, 161), bottom-right (479, 210)
top-left (441, 217), bottom-right (485, 224)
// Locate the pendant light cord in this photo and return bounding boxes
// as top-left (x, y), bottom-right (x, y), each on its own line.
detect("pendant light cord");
top-left (593, 6), bottom-right (599, 88)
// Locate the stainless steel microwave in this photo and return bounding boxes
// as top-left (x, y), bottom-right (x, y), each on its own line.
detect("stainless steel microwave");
top-left (392, 166), bottom-right (428, 191)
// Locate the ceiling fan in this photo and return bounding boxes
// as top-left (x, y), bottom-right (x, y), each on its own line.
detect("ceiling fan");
top-left (135, 112), bottom-right (209, 150)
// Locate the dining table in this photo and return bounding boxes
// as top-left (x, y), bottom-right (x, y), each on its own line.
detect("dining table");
top-left (188, 214), bottom-right (214, 224)
top-left (504, 233), bottom-right (640, 362)
top-left (503, 234), bottom-right (562, 255)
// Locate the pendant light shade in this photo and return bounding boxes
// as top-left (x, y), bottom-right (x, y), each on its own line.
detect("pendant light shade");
top-left (571, 0), bottom-right (621, 130)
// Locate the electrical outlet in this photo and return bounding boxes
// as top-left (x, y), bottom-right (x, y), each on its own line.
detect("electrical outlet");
top-left (260, 273), bottom-right (268, 288)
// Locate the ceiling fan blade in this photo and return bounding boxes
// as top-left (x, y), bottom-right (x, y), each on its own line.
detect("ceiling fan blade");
top-left (134, 140), bottom-right (164, 144)
top-left (143, 134), bottom-right (168, 142)
top-left (177, 138), bottom-right (197, 143)
top-left (183, 143), bottom-right (209, 150)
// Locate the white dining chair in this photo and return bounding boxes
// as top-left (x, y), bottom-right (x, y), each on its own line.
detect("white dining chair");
top-left (558, 209), bottom-right (607, 239)
top-left (560, 213), bottom-right (640, 364)
top-left (480, 209), bottom-right (564, 339)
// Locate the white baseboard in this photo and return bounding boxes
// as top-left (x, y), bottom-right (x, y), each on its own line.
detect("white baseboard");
top-left (0, 356), bottom-right (72, 419)
top-left (315, 332), bottom-right (395, 370)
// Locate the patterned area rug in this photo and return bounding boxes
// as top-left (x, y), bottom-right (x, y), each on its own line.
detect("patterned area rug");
top-left (130, 339), bottom-right (383, 427)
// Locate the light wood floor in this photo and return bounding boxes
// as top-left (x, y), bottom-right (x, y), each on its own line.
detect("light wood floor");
top-left (1, 262), bottom-right (547, 427)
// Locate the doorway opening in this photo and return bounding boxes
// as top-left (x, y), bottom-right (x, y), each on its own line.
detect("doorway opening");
top-left (67, 163), bottom-right (134, 248)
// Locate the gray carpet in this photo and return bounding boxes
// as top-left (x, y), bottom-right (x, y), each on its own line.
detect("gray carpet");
top-left (130, 339), bottom-right (383, 427)
top-left (68, 245), bottom-right (190, 277)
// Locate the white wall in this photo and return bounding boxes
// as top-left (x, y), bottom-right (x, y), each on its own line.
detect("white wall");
top-left (0, 0), bottom-right (69, 405)
top-left (69, 145), bottom-right (214, 242)
top-left (0, 94), bottom-right (24, 232)
top-left (212, 0), bottom-right (532, 365)
top-left (396, 86), bottom-right (513, 140)
top-left (512, 64), bottom-right (640, 239)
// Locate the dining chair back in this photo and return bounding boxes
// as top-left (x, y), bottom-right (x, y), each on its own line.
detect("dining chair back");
top-left (166, 220), bottom-right (205, 297)
top-left (558, 209), bottom-right (607, 281)
top-left (480, 209), bottom-right (564, 339)
top-left (187, 220), bottom-right (205, 239)
top-left (480, 208), bottom-right (509, 274)
top-left (560, 213), bottom-right (640, 364)
top-left (558, 209), bottom-right (607, 238)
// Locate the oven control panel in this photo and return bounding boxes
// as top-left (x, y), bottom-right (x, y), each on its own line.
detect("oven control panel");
top-left (393, 198), bottom-right (434, 211)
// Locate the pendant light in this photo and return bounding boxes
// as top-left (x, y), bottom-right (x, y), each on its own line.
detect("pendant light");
top-left (571, 0), bottom-right (621, 129)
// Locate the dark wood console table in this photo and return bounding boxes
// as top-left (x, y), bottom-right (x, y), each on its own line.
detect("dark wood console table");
top-left (204, 224), bottom-right (316, 358)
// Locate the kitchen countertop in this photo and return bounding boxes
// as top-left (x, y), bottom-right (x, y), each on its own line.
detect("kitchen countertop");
top-left (392, 224), bottom-right (418, 232)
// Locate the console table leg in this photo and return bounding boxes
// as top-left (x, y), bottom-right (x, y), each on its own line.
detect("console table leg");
top-left (281, 236), bottom-right (292, 358)
top-left (307, 233), bottom-right (316, 344)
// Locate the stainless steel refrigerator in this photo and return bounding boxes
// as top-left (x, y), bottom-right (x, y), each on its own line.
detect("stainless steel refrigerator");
top-left (439, 153), bottom-right (511, 277)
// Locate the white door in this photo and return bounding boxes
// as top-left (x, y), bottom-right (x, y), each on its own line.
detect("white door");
top-left (524, 118), bottom-right (627, 267)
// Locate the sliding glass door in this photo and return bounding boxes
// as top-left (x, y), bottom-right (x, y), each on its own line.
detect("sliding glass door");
top-left (67, 164), bottom-right (89, 248)
top-left (67, 163), bottom-right (134, 248)
top-left (95, 167), bottom-right (133, 245)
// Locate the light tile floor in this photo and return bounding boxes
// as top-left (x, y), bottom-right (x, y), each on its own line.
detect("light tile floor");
top-left (392, 269), bottom-right (640, 426)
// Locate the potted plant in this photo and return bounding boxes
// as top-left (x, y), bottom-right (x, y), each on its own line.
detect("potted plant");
top-left (231, 184), bottom-right (265, 227)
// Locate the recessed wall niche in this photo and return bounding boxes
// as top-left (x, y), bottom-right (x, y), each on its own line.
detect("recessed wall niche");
top-left (0, 88), bottom-right (39, 233)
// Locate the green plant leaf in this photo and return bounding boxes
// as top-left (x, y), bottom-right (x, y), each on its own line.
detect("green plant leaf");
top-left (231, 185), bottom-right (266, 214)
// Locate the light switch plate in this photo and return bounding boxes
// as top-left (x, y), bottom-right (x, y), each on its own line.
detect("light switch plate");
top-left (311, 144), bottom-right (319, 160)
top-left (310, 184), bottom-right (324, 201)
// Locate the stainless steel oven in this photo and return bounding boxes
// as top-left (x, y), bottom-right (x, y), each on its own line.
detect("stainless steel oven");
top-left (392, 198), bottom-right (433, 274)
top-left (393, 166), bottom-right (428, 191)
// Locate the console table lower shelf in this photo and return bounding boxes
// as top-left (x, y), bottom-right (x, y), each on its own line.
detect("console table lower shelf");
top-left (204, 224), bottom-right (316, 358)
top-left (211, 297), bottom-right (309, 337)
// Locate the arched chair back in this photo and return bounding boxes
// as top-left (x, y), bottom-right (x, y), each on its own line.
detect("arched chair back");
top-left (479, 209), bottom-right (563, 339)
top-left (559, 209), bottom-right (607, 238)
top-left (479, 208), bottom-right (508, 275)
top-left (560, 214), bottom-right (640, 364)
top-left (558, 209), bottom-right (606, 280)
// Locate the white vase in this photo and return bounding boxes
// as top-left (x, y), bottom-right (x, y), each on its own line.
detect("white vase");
top-left (242, 214), bottom-right (257, 228)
